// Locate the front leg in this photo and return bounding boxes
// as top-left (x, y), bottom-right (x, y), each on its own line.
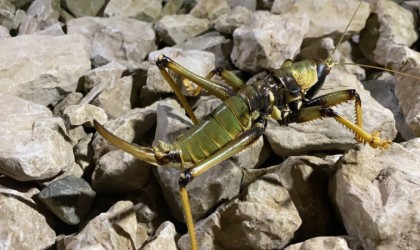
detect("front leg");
top-left (285, 106), bottom-right (391, 149)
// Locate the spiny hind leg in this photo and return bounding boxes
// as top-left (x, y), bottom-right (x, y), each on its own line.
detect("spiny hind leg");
top-left (205, 67), bottom-right (245, 90)
top-left (303, 89), bottom-right (362, 127)
top-left (182, 67), bottom-right (245, 98)
top-left (177, 123), bottom-right (266, 250)
top-left (156, 55), bottom-right (234, 101)
top-left (285, 106), bottom-right (391, 149)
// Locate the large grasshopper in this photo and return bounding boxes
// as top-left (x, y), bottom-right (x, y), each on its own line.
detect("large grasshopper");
top-left (94, 1), bottom-right (397, 249)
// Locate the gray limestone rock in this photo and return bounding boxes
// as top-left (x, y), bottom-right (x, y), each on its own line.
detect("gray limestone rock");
top-left (331, 143), bottom-right (420, 250)
top-left (38, 175), bottom-right (96, 225)
top-left (18, 0), bottom-right (60, 35)
top-left (155, 14), bottom-right (210, 45)
top-left (0, 34), bottom-right (91, 106)
top-left (67, 16), bottom-right (156, 69)
top-left (104, 0), bottom-right (162, 23)
top-left (0, 94), bottom-right (74, 181)
top-left (0, 177), bottom-right (56, 250)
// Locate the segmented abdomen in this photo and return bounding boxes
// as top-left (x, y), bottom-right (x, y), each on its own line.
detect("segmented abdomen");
top-left (173, 95), bottom-right (252, 165)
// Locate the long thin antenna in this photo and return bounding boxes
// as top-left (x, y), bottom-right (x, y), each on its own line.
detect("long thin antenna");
top-left (343, 62), bottom-right (420, 81)
top-left (325, 0), bottom-right (364, 66)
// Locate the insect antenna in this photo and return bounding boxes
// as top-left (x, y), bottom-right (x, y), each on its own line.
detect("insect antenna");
top-left (325, 0), bottom-right (364, 68)
top-left (325, 0), bottom-right (420, 82)
top-left (343, 62), bottom-right (420, 81)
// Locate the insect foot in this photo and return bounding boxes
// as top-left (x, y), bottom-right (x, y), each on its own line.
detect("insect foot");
top-left (365, 131), bottom-right (392, 149)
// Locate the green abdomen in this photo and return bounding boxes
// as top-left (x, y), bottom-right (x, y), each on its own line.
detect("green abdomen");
top-left (174, 95), bottom-right (251, 164)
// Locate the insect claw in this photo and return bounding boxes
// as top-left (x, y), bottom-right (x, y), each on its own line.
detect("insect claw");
top-left (368, 130), bottom-right (392, 149)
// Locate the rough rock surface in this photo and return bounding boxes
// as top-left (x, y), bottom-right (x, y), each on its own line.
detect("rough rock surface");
top-left (284, 236), bottom-right (362, 250)
top-left (104, 0), bottom-right (162, 23)
top-left (64, 201), bottom-right (139, 249)
top-left (0, 94), bottom-right (74, 181)
top-left (0, 177), bottom-right (56, 250)
top-left (154, 14), bottom-right (210, 45)
top-left (0, 34), bottom-right (91, 106)
top-left (386, 46), bottom-right (420, 137)
top-left (38, 175), bottom-right (96, 225)
top-left (178, 173), bottom-right (302, 250)
top-left (214, 6), bottom-right (252, 35)
top-left (62, 0), bottom-right (105, 17)
top-left (331, 144), bottom-right (420, 250)
top-left (231, 11), bottom-right (309, 72)
top-left (190, 0), bottom-right (230, 20)
top-left (67, 16), bottom-right (156, 69)
top-left (272, 0), bottom-right (370, 41)
top-left (92, 150), bottom-right (151, 193)
top-left (142, 221), bottom-right (179, 250)
top-left (18, 0), bottom-right (60, 35)
top-left (359, 0), bottom-right (418, 65)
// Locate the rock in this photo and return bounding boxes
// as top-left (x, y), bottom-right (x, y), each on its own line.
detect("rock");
top-left (74, 133), bottom-right (94, 170)
top-left (67, 17), bottom-right (156, 69)
top-left (154, 14), bottom-right (210, 45)
top-left (130, 183), bottom-right (171, 236)
top-left (38, 175), bottom-right (96, 225)
top-left (92, 150), bottom-right (151, 193)
top-left (68, 126), bottom-right (87, 146)
top-left (0, 34), bottom-right (91, 106)
top-left (63, 103), bottom-right (108, 128)
top-left (359, 0), bottom-right (418, 65)
top-left (226, 0), bottom-right (257, 11)
top-left (104, 0), bottom-right (162, 23)
top-left (53, 92), bottom-right (83, 116)
top-left (147, 48), bottom-right (215, 95)
top-left (386, 46), bottom-right (420, 137)
top-left (400, 137), bottom-right (420, 155)
top-left (92, 76), bottom-right (133, 120)
top-left (265, 68), bottom-right (397, 157)
top-left (0, 94), bottom-right (74, 181)
top-left (0, 0), bottom-right (15, 30)
top-left (18, 0), bottom-right (60, 35)
top-left (190, 0), bottom-right (230, 20)
top-left (79, 61), bottom-right (127, 105)
top-left (178, 173), bottom-right (302, 250)
top-left (331, 143), bottom-right (420, 250)
top-left (153, 99), bottom-right (243, 222)
top-left (161, 0), bottom-right (183, 16)
top-left (231, 11), bottom-right (309, 73)
top-left (0, 25), bottom-right (10, 39)
top-left (34, 22), bottom-right (64, 36)
top-left (272, 0), bottom-right (370, 42)
top-left (272, 156), bottom-right (340, 240)
top-left (142, 221), bottom-right (179, 250)
top-left (362, 72), bottom-right (415, 140)
top-left (82, 61), bottom-right (126, 94)
top-left (174, 33), bottom-right (233, 69)
top-left (12, 8), bottom-right (25, 29)
top-left (0, 177), bottom-right (55, 250)
top-left (62, 0), bottom-right (105, 17)
top-left (214, 6), bottom-right (252, 35)
top-left (64, 201), bottom-right (139, 249)
top-left (284, 236), bottom-right (362, 250)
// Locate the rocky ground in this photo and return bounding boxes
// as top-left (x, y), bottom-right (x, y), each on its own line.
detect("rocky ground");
top-left (0, 0), bottom-right (419, 249)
